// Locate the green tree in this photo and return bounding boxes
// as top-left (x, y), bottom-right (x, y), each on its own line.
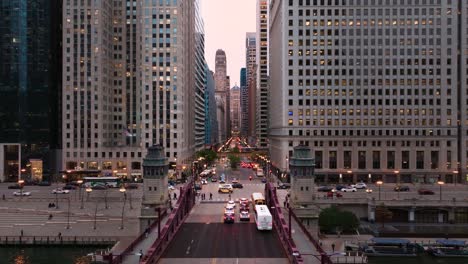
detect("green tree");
top-left (196, 149), bottom-right (218, 165)
top-left (231, 146), bottom-right (240, 153)
top-left (319, 206), bottom-right (360, 233)
top-left (228, 154), bottom-right (241, 169)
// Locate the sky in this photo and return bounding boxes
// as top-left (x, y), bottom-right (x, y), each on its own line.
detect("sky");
top-left (201, 0), bottom-right (256, 87)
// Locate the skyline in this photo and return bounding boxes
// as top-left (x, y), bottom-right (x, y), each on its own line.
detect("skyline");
top-left (201, 0), bottom-right (256, 86)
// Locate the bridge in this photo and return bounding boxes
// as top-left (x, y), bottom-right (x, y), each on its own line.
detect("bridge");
top-left (106, 180), bottom-right (332, 264)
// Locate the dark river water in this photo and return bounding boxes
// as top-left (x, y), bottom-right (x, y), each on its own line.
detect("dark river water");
top-left (368, 256), bottom-right (468, 264)
top-left (0, 246), bottom-right (105, 264)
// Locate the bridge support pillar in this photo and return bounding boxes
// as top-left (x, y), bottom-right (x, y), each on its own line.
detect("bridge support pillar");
top-left (368, 205), bottom-right (375, 223)
top-left (438, 212), bottom-right (444, 223)
top-left (408, 207), bottom-right (415, 222)
top-left (448, 207), bottom-right (455, 224)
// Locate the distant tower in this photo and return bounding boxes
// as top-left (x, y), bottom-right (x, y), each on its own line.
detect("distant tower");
top-left (139, 145), bottom-right (169, 232)
top-left (289, 145), bottom-right (315, 207)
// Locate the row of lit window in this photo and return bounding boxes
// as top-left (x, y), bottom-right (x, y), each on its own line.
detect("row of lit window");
top-left (290, 0), bottom-right (445, 7)
top-left (290, 139), bottom-right (446, 148)
top-left (288, 118), bottom-right (451, 126)
top-left (289, 108), bottom-right (449, 116)
top-left (289, 18), bottom-right (442, 27)
top-left (287, 79), bottom-right (447, 87)
top-left (290, 88), bottom-right (448, 97)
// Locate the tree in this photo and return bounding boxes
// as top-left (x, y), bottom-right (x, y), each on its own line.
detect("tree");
top-left (319, 206), bottom-right (360, 234)
top-left (228, 154), bottom-right (241, 169)
top-left (196, 149), bottom-right (218, 165)
top-left (375, 203), bottom-right (393, 228)
top-left (231, 146), bottom-right (240, 153)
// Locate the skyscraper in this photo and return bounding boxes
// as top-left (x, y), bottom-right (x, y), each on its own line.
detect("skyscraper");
top-left (256, 0), bottom-right (270, 147)
top-left (245, 32), bottom-right (257, 144)
top-left (0, 0), bottom-right (62, 182)
top-left (62, 0), bottom-right (203, 178)
top-left (205, 69), bottom-right (218, 146)
top-left (230, 85), bottom-right (241, 132)
top-left (269, 1), bottom-right (467, 184)
top-left (240, 68), bottom-right (248, 137)
top-left (214, 49), bottom-right (228, 142)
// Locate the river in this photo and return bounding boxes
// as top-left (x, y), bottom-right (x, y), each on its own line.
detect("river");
top-left (368, 256), bottom-right (468, 264)
top-left (0, 246), bottom-right (105, 264)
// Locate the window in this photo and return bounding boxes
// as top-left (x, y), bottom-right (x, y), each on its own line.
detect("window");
top-left (416, 151), bottom-right (424, 169)
top-left (358, 151), bottom-right (366, 169)
top-left (387, 151), bottom-right (395, 169)
top-left (329, 151), bottom-right (337, 169)
top-left (372, 151), bottom-right (380, 169)
top-left (343, 151), bottom-right (352, 169)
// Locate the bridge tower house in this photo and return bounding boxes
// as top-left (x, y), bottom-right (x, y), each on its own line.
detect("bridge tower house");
top-left (289, 145), bottom-right (316, 207)
top-left (139, 145), bottom-right (169, 232)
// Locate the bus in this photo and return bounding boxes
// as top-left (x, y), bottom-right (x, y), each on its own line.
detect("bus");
top-left (254, 205), bottom-right (273, 230)
top-left (251, 192), bottom-right (266, 205)
top-left (83, 177), bottom-right (121, 188)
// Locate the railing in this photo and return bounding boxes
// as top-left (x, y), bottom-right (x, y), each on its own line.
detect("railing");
top-left (0, 235), bottom-right (117, 245)
top-left (140, 180), bottom-right (195, 264)
top-left (110, 209), bottom-right (168, 264)
top-left (265, 183), bottom-right (303, 263)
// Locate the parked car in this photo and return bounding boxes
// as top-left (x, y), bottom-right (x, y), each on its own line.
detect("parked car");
top-left (317, 186), bottom-right (334, 192)
top-left (232, 183), bottom-right (243, 189)
top-left (335, 185), bottom-right (347, 191)
top-left (8, 184), bottom-right (22, 189)
top-left (37, 181), bottom-right (51, 186)
top-left (278, 183), bottom-right (291, 189)
top-left (326, 191), bottom-right (343, 198)
top-left (239, 210), bottom-right (250, 221)
top-left (418, 189), bottom-right (435, 195)
top-left (352, 182), bottom-right (367, 189)
top-left (52, 188), bottom-right (70, 194)
top-left (341, 186), bottom-right (357, 192)
top-left (394, 186), bottom-right (410, 192)
top-left (13, 191), bottom-right (31, 196)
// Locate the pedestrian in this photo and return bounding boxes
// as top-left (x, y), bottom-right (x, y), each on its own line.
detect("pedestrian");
top-left (332, 243), bottom-right (335, 252)
top-left (210, 193), bottom-right (213, 200)
top-left (139, 249), bottom-right (143, 260)
top-left (58, 232), bottom-right (61, 238)
top-left (228, 194), bottom-right (231, 200)
top-left (48, 214), bottom-right (53, 220)
top-left (20, 229), bottom-right (23, 237)
top-left (2, 194), bottom-right (5, 200)
top-left (173, 193), bottom-right (177, 200)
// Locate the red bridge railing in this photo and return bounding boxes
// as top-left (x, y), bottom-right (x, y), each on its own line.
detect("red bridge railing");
top-left (139, 180), bottom-right (196, 264)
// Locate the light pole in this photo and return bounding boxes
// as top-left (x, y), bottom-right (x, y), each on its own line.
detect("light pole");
top-left (66, 197), bottom-right (71, 229)
top-left (437, 181), bottom-right (445, 201)
top-left (394, 171), bottom-right (400, 199)
top-left (18, 180), bottom-right (24, 197)
top-left (119, 186), bottom-right (127, 229)
top-left (104, 187), bottom-right (109, 209)
top-left (376, 181), bottom-right (383, 200)
top-left (86, 187), bottom-right (92, 201)
top-left (78, 180), bottom-right (84, 209)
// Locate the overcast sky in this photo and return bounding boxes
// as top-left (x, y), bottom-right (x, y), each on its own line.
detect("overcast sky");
top-left (201, 0), bottom-right (256, 87)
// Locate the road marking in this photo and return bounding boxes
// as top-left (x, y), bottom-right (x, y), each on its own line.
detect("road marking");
top-left (0, 225), bottom-right (14, 228)
top-left (14, 224), bottom-right (45, 226)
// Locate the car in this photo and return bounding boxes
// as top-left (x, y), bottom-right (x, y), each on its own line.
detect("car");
top-left (218, 187), bottom-right (232, 194)
top-left (239, 197), bottom-right (249, 205)
top-left (168, 185), bottom-right (175, 191)
top-left (231, 178), bottom-right (239, 184)
top-left (352, 182), bottom-right (367, 189)
top-left (261, 178), bottom-right (267, 183)
top-left (219, 178), bottom-right (226, 184)
top-left (239, 210), bottom-right (250, 221)
top-left (341, 186), bottom-right (357, 192)
top-left (232, 183), bottom-right (243, 189)
top-left (335, 185), bottom-right (347, 191)
top-left (223, 213), bottom-right (235, 224)
top-left (63, 185), bottom-right (77, 190)
top-left (326, 191), bottom-right (343, 198)
top-left (201, 179), bottom-right (208, 185)
top-left (52, 188), bottom-right (70, 194)
top-left (278, 183), bottom-right (291, 189)
top-left (394, 186), bottom-right (410, 192)
top-left (37, 181), bottom-right (51, 186)
top-left (194, 184), bottom-right (202, 191)
top-left (8, 184), bottom-right (22, 189)
top-left (211, 177), bottom-right (218, 182)
top-left (13, 191), bottom-right (31, 196)
top-left (240, 204), bottom-right (250, 212)
top-left (418, 189), bottom-right (435, 195)
top-left (91, 185), bottom-right (107, 190)
top-left (317, 186), bottom-right (334, 192)
top-left (227, 200), bottom-right (236, 208)
top-left (124, 183), bottom-right (139, 189)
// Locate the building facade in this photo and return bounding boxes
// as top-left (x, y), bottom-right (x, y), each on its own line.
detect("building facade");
top-left (245, 33), bottom-right (257, 144)
top-left (214, 49), bottom-right (228, 142)
top-left (62, 0), bottom-right (203, 178)
top-left (230, 85), bottom-right (241, 132)
top-left (269, 0), bottom-right (468, 184)
top-left (194, 6), bottom-right (207, 151)
top-left (0, 0), bottom-right (62, 182)
top-left (240, 68), bottom-right (248, 137)
top-left (256, 0), bottom-right (270, 147)
top-left (205, 69), bottom-right (218, 146)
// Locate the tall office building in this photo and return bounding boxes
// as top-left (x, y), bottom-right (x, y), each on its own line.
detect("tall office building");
top-left (245, 33), bottom-right (257, 143)
top-left (240, 68), bottom-right (248, 137)
top-left (62, 0), bottom-right (203, 178)
top-left (194, 6), bottom-right (207, 151)
top-left (214, 49), bottom-right (228, 142)
top-left (230, 85), bottom-right (241, 132)
top-left (0, 0), bottom-right (62, 182)
top-left (269, 1), bottom-right (467, 184)
top-left (256, 0), bottom-right (270, 147)
top-left (226, 75), bottom-right (232, 137)
top-left (205, 69), bottom-right (218, 146)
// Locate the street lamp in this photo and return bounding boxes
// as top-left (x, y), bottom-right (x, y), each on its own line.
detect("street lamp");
top-left (119, 187), bottom-right (127, 229)
top-left (18, 180), bottom-right (24, 197)
top-left (86, 187), bottom-right (92, 201)
top-left (376, 181), bottom-right (383, 200)
top-left (368, 174), bottom-right (372, 183)
top-left (437, 181), bottom-right (445, 201)
top-left (78, 180), bottom-right (84, 209)
top-left (394, 171), bottom-right (400, 199)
